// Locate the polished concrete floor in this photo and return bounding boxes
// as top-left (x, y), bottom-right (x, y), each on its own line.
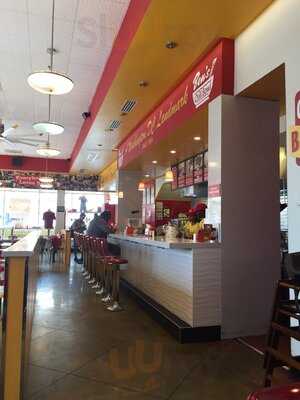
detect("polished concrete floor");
top-left (26, 262), bottom-right (291, 400)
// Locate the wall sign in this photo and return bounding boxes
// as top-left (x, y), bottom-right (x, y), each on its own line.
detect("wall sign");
top-left (118, 39), bottom-right (234, 168)
top-left (0, 170), bottom-right (99, 191)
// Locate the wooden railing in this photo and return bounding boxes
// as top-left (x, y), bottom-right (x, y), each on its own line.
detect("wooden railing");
top-left (1, 231), bottom-right (41, 400)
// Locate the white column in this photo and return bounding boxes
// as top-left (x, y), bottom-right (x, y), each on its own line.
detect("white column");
top-left (55, 190), bottom-right (65, 233)
top-left (208, 94), bottom-right (281, 338)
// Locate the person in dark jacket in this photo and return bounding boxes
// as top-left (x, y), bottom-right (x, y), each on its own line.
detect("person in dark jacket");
top-left (87, 211), bottom-right (112, 238)
top-left (87, 211), bottom-right (120, 255)
top-left (71, 213), bottom-right (86, 263)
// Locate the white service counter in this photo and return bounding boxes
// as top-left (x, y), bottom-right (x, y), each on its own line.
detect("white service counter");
top-left (109, 234), bottom-right (221, 329)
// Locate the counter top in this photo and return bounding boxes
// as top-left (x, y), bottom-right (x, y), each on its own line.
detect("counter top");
top-left (3, 230), bottom-right (41, 257)
top-left (109, 234), bottom-right (220, 250)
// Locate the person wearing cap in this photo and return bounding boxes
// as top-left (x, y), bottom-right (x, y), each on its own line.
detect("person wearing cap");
top-left (184, 203), bottom-right (206, 239)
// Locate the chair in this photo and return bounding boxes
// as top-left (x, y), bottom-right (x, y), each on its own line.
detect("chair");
top-left (285, 252), bottom-right (300, 281)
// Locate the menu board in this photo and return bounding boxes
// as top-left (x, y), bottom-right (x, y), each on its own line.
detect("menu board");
top-left (171, 165), bottom-right (178, 190)
top-left (203, 150), bottom-right (208, 181)
top-left (171, 150), bottom-right (208, 190)
top-left (185, 158), bottom-right (194, 186)
top-left (178, 161), bottom-right (186, 188)
top-left (194, 153), bottom-right (204, 183)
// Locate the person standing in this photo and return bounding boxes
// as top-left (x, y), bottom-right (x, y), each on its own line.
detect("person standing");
top-left (71, 213), bottom-right (86, 263)
top-left (79, 195), bottom-right (87, 213)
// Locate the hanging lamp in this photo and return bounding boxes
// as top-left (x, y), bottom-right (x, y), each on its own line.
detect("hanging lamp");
top-left (39, 158), bottom-right (54, 184)
top-left (164, 169), bottom-right (174, 182)
top-left (138, 182), bottom-right (145, 191)
top-left (33, 95), bottom-right (64, 135)
top-left (36, 133), bottom-right (60, 157)
top-left (27, 0), bottom-right (73, 95)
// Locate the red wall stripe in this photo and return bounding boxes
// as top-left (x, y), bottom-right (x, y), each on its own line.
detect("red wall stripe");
top-left (70, 0), bottom-right (152, 168)
top-left (0, 155), bottom-right (70, 173)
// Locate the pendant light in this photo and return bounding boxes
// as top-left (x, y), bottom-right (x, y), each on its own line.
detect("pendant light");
top-left (33, 94), bottom-right (64, 135)
top-left (37, 142), bottom-right (60, 157)
top-left (40, 183), bottom-right (53, 189)
top-left (138, 182), bottom-right (145, 191)
top-left (39, 157), bottom-right (54, 184)
top-left (164, 169), bottom-right (174, 182)
top-left (27, 0), bottom-right (73, 95)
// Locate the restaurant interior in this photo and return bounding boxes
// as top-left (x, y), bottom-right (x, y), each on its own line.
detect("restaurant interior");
top-left (0, 1), bottom-right (300, 400)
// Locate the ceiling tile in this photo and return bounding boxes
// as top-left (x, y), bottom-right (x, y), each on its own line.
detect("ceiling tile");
top-left (28, 0), bottom-right (78, 22)
top-left (0, 0), bottom-right (27, 13)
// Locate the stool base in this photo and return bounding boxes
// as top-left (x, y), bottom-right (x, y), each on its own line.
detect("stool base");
top-left (107, 301), bottom-right (123, 312)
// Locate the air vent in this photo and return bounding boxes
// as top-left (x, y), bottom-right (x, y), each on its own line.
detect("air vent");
top-left (87, 152), bottom-right (99, 162)
top-left (120, 99), bottom-right (137, 115)
top-left (106, 120), bottom-right (121, 132)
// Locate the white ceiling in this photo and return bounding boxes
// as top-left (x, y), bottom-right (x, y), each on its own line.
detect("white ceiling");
top-left (0, 0), bottom-right (130, 159)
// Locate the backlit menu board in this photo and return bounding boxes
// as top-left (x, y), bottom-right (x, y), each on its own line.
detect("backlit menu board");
top-left (171, 149), bottom-right (208, 190)
top-left (171, 165), bottom-right (178, 190)
top-left (194, 153), bottom-right (204, 183)
top-left (178, 161), bottom-right (186, 188)
top-left (185, 158), bottom-right (194, 186)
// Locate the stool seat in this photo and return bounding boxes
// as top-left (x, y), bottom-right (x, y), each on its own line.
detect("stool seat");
top-left (247, 384), bottom-right (300, 400)
top-left (107, 257), bottom-right (128, 265)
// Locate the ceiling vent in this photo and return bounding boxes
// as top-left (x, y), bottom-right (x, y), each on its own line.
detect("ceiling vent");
top-left (120, 99), bottom-right (137, 115)
top-left (87, 152), bottom-right (99, 162)
top-left (106, 120), bottom-right (121, 132)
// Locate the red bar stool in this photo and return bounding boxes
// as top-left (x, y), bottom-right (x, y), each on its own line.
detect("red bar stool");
top-left (247, 384), bottom-right (300, 400)
top-left (99, 239), bottom-right (128, 312)
top-left (93, 238), bottom-right (106, 294)
top-left (87, 237), bottom-right (97, 284)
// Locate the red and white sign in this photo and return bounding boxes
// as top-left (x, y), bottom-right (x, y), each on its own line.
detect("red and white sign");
top-left (14, 175), bottom-right (40, 187)
top-left (294, 91), bottom-right (300, 166)
top-left (208, 184), bottom-right (221, 198)
top-left (118, 39), bottom-right (234, 168)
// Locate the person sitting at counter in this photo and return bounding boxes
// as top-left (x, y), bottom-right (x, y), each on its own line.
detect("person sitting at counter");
top-left (87, 211), bottom-right (120, 255)
top-left (184, 203), bottom-right (206, 239)
top-left (87, 211), bottom-right (112, 238)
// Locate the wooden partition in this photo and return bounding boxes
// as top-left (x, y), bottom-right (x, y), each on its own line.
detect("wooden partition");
top-left (61, 229), bottom-right (71, 269)
top-left (1, 231), bottom-right (41, 400)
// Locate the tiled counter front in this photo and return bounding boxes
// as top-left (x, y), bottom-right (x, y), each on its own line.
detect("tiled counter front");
top-left (109, 235), bottom-right (221, 328)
